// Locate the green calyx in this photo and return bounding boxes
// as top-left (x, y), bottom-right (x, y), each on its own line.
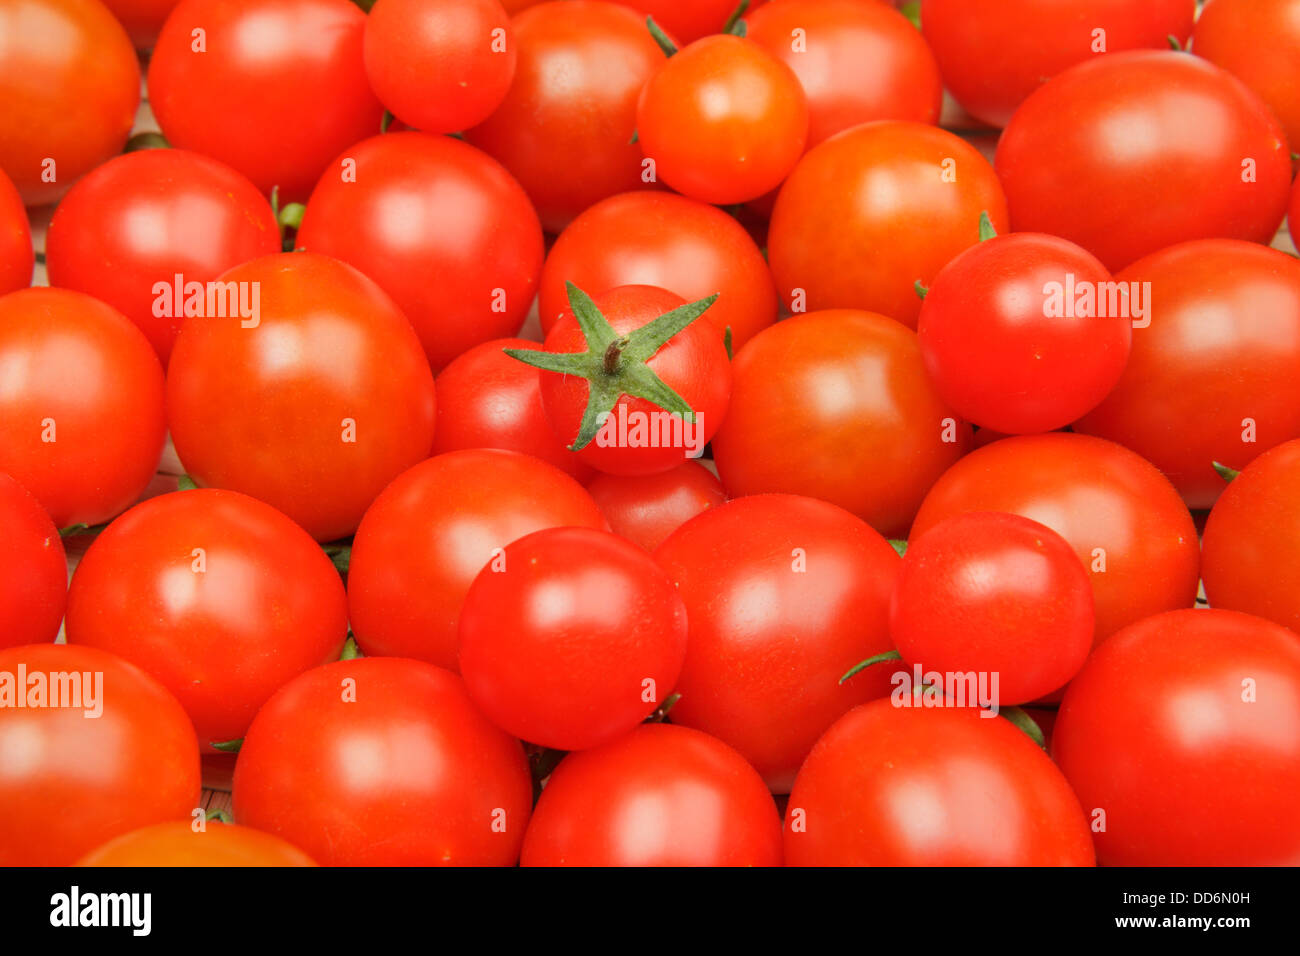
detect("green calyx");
top-left (978, 210), bottom-right (997, 242)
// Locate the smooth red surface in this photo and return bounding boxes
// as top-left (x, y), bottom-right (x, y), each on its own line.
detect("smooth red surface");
top-left (586, 461), bottom-right (726, 552)
top-left (0, 169), bottom-right (32, 293)
top-left (0, 472), bottom-right (66, 648)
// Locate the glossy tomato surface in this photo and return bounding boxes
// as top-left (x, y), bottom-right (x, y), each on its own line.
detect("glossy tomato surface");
top-left (0, 472), bottom-right (66, 648)
top-left (76, 821), bottom-right (317, 866)
top-left (0, 169), bottom-right (32, 293)
top-left (586, 461), bottom-right (726, 552)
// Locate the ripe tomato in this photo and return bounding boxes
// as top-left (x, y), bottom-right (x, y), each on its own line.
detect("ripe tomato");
top-left (460, 527), bottom-right (687, 750)
top-left (996, 51), bottom-right (1291, 272)
top-left (1054, 609), bottom-right (1300, 865)
top-left (636, 35), bottom-right (808, 205)
top-left (0, 288), bottom-right (165, 528)
top-left (521, 724), bottom-right (783, 866)
top-left (76, 821), bottom-right (317, 866)
top-left (917, 231), bottom-right (1131, 434)
top-left (712, 310), bottom-right (970, 539)
top-left (611, 0), bottom-right (754, 44)
top-left (166, 252), bottom-right (436, 542)
top-left (348, 449), bottom-right (606, 670)
top-left (296, 132), bottom-right (544, 372)
top-left (768, 121), bottom-right (1008, 328)
top-left (654, 493), bottom-right (900, 792)
top-left (100, 0), bottom-right (181, 48)
top-left (911, 433), bottom-right (1200, 651)
top-left (785, 699), bottom-right (1095, 865)
top-left (1075, 240), bottom-right (1300, 509)
top-left (45, 149), bottom-right (280, 364)
top-left (891, 512), bottom-right (1094, 706)
top-left (0, 472), bottom-right (66, 649)
top-left (464, 1), bottom-right (665, 233)
top-left (232, 658), bottom-right (533, 866)
top-left (921, 0), bottom-right (1196, 128)
top-left (148, 0), bottom-right (383, 200)
top-left (586, 461), bottom-right (726, 552)
top-left (0, 0), bottom-right (139, 206)
top-left (66, 489), bottom-right (348, 748)
top-left (0, 169), bottom-right (32, 293)
top-left (1291, 176), bottom-right (1300, 250)
top-left (0, 643), bottom-right (200, 866)
top-left (1202, 439), bottom-right (1300, 633)
top-left (539, 191), bottom-right (776, 350)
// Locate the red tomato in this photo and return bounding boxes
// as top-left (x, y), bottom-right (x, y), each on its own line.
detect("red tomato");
top-left (911, 433), bottom-right (1201, 650)
top-left (166, 252), bottom-right (436, 542)
top-left (712, 310), bottom-right (970, 539)
top-left (347, 449), bottom-right (607, 670)
top-left (611, 0), bottom-right (755, 44)
top-left (460, 526), bottom-right (687, 750)
top-left (464, 1), bottom-right (665, 233)
top-left (296, 132), bottom-right (544, 372)
top-left (76, 821), bottom-right (316, 866)
top-left (586, 461), bottom-right (726, 551)
top-left (1202, 438), bottom-right (1300, 633)
top-left (1075, 240), bottom-right (1300, 509)
top-left (0, 288), bottom-right (165, 528)
top-left (0, 472), bottom-right (66, 648)
top-left (921, 0), bottom-right (1196, 128)
top-left (148, 0), bottom-right (383, 200)
top-left (539, 191), bottom-right (776, 350)
top-left (66, 489), bottom-right (348, 748)
top-left (0, 169), bottom-right (32, 293)
top-left (654, 494), bottom-right (901, 792)
top-left (785, 699), bottom-right (1095, 865)
top-left (232, 658), bottom-right (533, 866)
top-left (521, 724), bottom-right (783, 866)
top-left (1291, 176), bottom-right (1300, 250)
top-left (768, 121), bottom-right (1009, 328)
top-left (45, 149), bottom-right (280, 364)
top-left (0, 643), bottom-right (200, 866)
top-left (0, 0), bottom-right (139, 206)
top-left (636, 34), bottom-right (808, 204)
top-left (917, 232), bottom-right (1131, 434)
top-left (101, 0), bottom-right (182, 48)
top-left (1054, 609), bottom-right (1300, 865)
top-left (891, 512), bottom-right (1094, 706)
top-left (996, 51), bottom-right (1292, 272)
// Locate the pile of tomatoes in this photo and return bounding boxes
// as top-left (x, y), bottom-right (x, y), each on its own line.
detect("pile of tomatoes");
top-left (1, 0), bottom-right (1299, 869)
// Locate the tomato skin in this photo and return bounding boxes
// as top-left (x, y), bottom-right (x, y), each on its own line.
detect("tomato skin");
top-left (0, 643), bottom-right (201, 866)
top-left (464, 1), bottom-right (665, 234)
top-left (0, 169), bottom-right (32, 293)
top-left (636, 35), bottom-right (808, 205)
top-left (768, 121), bottom-right (1009, 329)
top-left (147, 0), bottom-right (383, 201)
top-left (785, 699), bottom-right (1095, 866)
top-left (296, 132), bottom-right (544, 372)
top-left (1202, 439), bottom-right (1300, 633)
top-left (1053, 609), bottom-right (1300, 866)
top-left (76, 821), bottom-right (316, 866)
top-left (166, 252), bottom-right (436, 543)
top-left (348, 449), bottom-right (607, 671)
top-left (712, 310), bottom-right (970, 539)
top-left (911, 433), bottom-right (1200, 651)
top-left (101, 0), bottom-right (182, 48)
top-left (65, 489), bottom-right (348, 748)
top-left (0, 472), bottom-right (66, 649)
top-left (995, 51), bottom-right (1291, 273)
top-left (1291, 176), bottom-right (1300, 251)
top-left (610, 0), bottom-right (753, 44)
top-left (0, 288), bottom-right (166, 528)
top-left (45, 149), bottom-right (280, 364)
top-left (539, 191), bottom-right (776, 350)
top-left (521, 724), bottom-right (783, 866)
top-left (654, 494), bottom-right (901, 792)
top-left (232, 658), bottom-right (533, 866)
top-left (586, 461), bottom-right (726, 552)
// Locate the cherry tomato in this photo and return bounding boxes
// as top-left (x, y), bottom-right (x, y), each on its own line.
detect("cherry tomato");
top-left (101, 0), bottom-right (182, 49)
top-left (712, 310), bottom-right (970, 539)
top-left (45, 149), bottom-right (280, 364)
top-left (0, 643), bottom-right (200, 866)
top-left (917, 231), bottom-right (1131, 434)
top-left (785, 698), bottom-right (1095, 865)
top-left (996, 51), bottom-right (1291, 272)
top-left (611, 0), bottom-right (753, 44)
top-left (0, 169), bottom-right (32, 293)
top-left (464, 1), bottom-right (665, 233)
top-left (232, 657), bottom-right (533, 866)
top-left (76, 821), bottom-right (317, 866)
top-left (521, 724), bottom-right (783, 866)
top-left (1054, 608), bottom-right (1300, 865)
top-left (768, 121), bottom-right (1009, 328)
top-left (0, 287), bottom-right (165, 528)
top-left (586, 461), bottom-right (726, 552)
top-left (148, 0), bottom-right (383, 200)
top-left (0, 472), bottom-right (66, 648)
top-left (348, 449), bottom-right (607, 670)
top-left (296, 131), bottom-right (544, 372)
top-left (166, 252), bottom-right (436, 542)
top-left (1291, 175), bottom-right (1300, 250)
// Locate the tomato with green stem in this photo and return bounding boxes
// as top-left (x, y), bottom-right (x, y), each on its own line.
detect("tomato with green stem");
top-left (0, 472), bottom-right (66, 649)
top-left (76, 821), bottom-right (317, 867)
top-left (586, 461), bottom-right (726, 552)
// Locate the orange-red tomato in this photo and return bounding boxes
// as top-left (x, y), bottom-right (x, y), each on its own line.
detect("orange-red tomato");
top-left (0, 169), bottom-right (32, 293)
top-left (0, 472), bottom-right (66, 648)
top-left (77, 821), bottom-right (317, 866)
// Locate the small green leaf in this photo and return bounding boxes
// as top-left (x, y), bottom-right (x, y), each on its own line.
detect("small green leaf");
top-left (888, 538), bottom-right (908, 557)
top-left (339, 636), bottom-right (361, 661)
top-left (724, 326), bottom-right (733, 360)
top-left (1212, 461), bottom-right (1240, 483)
top-left (124, 131), bottom-right (170, 152)
top-left (914, 279), bottom-right (928, 299)
top-left (1167, 33), bottom-right (1183, 51)
top-left (177, 474), bottom-right (198, 491)
top-left (647, 16), bottom-right (677, 57)
top-left (978, 210), bottom-right (998, 242)
top-left (380, 110), bottom-right (394, 133)
top-left (723, 0), bottom-right (750, 36)
top-left (205, 808), bottom-right (234, 824)
top-left (1001, 706), bottom-right (1048, 750)
top-left (211, 738), bottom-right (243, 753)
top-left (840, 649), bottom-right (902, 685)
